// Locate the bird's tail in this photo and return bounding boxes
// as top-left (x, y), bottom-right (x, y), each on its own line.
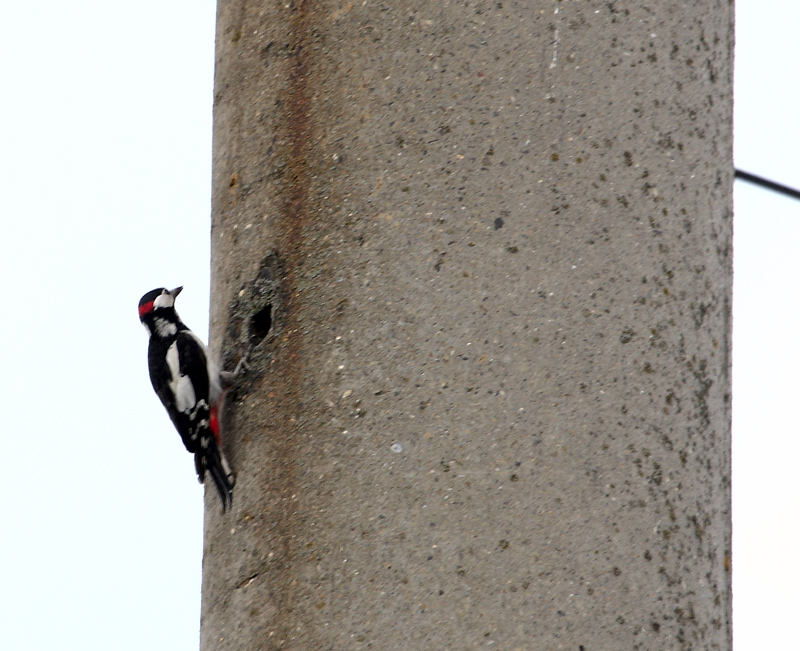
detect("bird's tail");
top-left (196, 442), bottom-right (235, 512)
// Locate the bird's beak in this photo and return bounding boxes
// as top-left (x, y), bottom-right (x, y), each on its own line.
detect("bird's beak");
top-left (170, 286), bottom-right (183, 298)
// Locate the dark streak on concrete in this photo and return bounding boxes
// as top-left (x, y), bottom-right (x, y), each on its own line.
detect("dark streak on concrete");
top-left (263, 0), bottom-right (313, 644)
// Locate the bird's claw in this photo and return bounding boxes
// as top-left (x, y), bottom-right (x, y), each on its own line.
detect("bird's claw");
top-left (220, 349), bottom-right (252, 389)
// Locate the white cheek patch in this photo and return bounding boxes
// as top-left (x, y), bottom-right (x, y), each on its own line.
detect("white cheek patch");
top-left (166, 342), bottom-right (197, 413)
top-left (153, 292), bottom-right (174, 309)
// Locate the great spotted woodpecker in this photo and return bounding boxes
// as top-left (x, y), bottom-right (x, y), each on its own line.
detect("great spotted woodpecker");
top-left (138, 286), bottom-right (235, 511)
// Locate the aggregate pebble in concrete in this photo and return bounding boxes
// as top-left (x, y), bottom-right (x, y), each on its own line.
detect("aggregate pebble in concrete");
top-left (203, 2), bottom-right (733, 650)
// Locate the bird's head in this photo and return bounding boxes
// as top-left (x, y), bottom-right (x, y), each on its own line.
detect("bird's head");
top-left (138, 286), bottom-right (183, 335)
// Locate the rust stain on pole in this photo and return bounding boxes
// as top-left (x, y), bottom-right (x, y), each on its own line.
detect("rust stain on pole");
top-left (281, 1), bottom-right (312, 256)
top-left (258, 0), bottom-right (315, 642)
top-left (204, 1), bottom-right (325, 648)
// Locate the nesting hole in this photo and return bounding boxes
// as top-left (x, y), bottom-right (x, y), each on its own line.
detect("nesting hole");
top-left (250, 304), bottom-right (273, 345)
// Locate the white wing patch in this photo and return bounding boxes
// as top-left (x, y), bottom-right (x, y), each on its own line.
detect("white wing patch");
top-left (166, 341), bottom-right (196, 413)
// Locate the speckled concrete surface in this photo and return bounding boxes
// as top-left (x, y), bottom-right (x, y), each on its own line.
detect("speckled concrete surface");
top-left (202, 2), bottom-right (733, 649)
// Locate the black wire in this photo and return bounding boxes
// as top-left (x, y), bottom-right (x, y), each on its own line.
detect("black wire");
top-left (735, 169), bottom-right (800, 201)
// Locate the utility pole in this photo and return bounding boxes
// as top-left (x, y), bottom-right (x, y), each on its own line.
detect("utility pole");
top-left (202, 2), bottom-right (733, 649)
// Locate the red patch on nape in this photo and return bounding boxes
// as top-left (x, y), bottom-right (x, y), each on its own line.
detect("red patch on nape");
top-left (138, 300), bottom-right (155, 318)
top-left (210, 405), bottom-right (221, 445)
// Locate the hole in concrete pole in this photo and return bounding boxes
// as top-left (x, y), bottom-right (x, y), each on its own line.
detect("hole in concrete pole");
top-left (250, 304), bottom-right (272, 345)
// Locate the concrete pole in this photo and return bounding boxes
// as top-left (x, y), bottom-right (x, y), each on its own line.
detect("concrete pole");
top-left (202, 1), bottom-right (733, 649)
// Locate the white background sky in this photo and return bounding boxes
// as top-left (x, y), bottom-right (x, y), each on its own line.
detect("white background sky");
top-left (0, 2), bottom-right (794, 649)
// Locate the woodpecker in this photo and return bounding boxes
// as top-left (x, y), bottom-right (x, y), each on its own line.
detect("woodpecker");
top-left (138, 286), bottom-right (235, 511)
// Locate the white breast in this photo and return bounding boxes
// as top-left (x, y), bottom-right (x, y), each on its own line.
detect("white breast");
top-left (186, 330), bottom-right (222, 405)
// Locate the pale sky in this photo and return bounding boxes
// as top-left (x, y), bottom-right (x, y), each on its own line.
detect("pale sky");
top-left (0, 2), bottom-right (795, 649)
